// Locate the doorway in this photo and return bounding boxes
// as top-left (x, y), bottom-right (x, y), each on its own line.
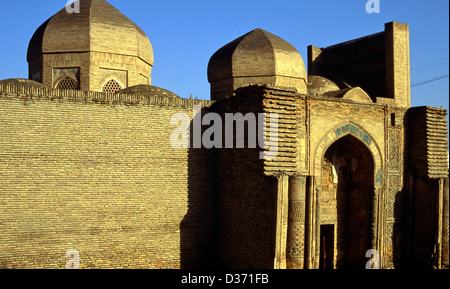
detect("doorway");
top-left (319, 224), bottom-right (335, 269)
top-left (322, 135), bottom-right (375, 269)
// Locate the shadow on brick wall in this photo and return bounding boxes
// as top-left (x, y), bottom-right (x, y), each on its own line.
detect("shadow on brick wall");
top-left (201, 90), bottom-right (278, 269)
top-left (392, 187), bottom-right (404, 268)
top-left (179, 109), bottom-right (217, 269)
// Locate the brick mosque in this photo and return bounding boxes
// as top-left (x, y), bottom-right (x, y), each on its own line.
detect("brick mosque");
top-left (0, 0), bottom-right (448, 269)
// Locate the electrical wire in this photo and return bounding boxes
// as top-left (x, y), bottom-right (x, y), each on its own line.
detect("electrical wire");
top-left (411, 75), bottom-right (449, 88)
top-left (411, 61), bottom-right (449, 71)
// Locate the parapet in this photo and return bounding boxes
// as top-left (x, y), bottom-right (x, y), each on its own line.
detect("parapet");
top-left (0, 83), bottom-right (212, 109)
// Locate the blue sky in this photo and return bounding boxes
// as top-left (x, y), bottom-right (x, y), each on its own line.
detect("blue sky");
top-left (0, 0), bottom-right (448, 111)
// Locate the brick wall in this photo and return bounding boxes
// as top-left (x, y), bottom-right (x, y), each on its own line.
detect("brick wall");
top-left (1, 83), bottom-right (447, 269)
top-left (308, 22), bottom-right (411, 108)
top-left (210, 86), bottom-right (278, 269)
top-left (308, 32), bottom-right (386, 101)
top-left (406, 106), bottom-right (449, 179)
top-left (405, 106), bottom-right (449, 268)
top-left (0, 84), bottom-right (215, 269)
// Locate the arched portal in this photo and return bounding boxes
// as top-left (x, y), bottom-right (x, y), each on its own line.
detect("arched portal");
top-left (321, 135), bottom-right (375, 269)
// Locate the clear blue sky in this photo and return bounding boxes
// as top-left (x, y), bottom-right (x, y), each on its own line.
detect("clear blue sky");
top-left (0, 0), bottom-right (448, 112)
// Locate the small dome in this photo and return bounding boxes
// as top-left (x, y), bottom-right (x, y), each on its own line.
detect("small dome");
top-left (322, 87), bottom-right (373, 104)
top-left (208, 28), bottom-right (307, 100)
top-left (27, 0), bottom-right (153, 66)
top-left (0, 78), bottom-right (46, 88)
top-left (307, 75), bottom-right (340, 95)
top-left (118, 85), bottom-right (180, 99)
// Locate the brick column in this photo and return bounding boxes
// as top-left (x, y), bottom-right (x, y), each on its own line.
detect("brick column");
top-left (286, 176), bottom-right (306, 269)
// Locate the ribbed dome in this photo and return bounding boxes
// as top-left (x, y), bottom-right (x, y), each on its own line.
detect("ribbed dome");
top-left (27, 0), bottom-right (153, 66)
top-left (208, 28), bottom-right (306, 81)
top-left (207, 28), bottom-right (307, 100)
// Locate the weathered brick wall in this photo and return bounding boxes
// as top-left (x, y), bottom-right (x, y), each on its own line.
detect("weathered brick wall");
top-left (308, 32), bottom-right (386, 101)
top-left (214, 85), bottom-right (392, 269)
top-left (0, 85), bottom-right (215, 269)
top-left (407, 176), bottom-right (440, 269)
top-left (405, 106), bottom-right (449, 268)
top-left (210, 86), bottom-right (278, 269)
top-left (262, 86), bottom-right (300, 175)
top-left (308, 22), bottom-right (410, 108)
top-left (406, 106), bottom-right (449, 179)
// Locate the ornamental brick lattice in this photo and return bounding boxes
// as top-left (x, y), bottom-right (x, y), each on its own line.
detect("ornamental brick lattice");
top-left (56, 77), bottom-right (79, 90)
top-left (102, 79), bottom-right (122, 93)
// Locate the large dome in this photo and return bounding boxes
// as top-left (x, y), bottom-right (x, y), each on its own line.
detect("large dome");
top-left (27, 0), bottom-right (153, 66)
top-left (26, 0), bottom-right (153, 92)
top-left (207, 28), bottom-right (307, 100)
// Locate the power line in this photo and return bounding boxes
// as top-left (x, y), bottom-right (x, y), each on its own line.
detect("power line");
top-left (411, 61), bottom-right (449, 71)
top-left (411, 75), bottom-right (449, 88)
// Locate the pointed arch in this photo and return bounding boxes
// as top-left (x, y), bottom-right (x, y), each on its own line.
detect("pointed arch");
top-left (313, 122), bottom-right (383, 188)
top-left (55, 76), bottom-right (79, 90)
top-left (313, 122), bottom-right (385, 266)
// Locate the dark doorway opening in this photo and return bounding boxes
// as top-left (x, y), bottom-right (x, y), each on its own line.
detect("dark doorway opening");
top-left (322, 135), bottom-right (375, 269)
top-left (319, 224), bottom-right (335, 269)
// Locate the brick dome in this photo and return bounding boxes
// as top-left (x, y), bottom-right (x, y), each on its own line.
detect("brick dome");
top-left (207, 28), bottom-right (307, 100)
top-left (26, 0), bottom-right (153, 92)
top-left (27, 0), bottom-right (153, 66)
top-left (119, 85), bottom-right (180, 99)
top-left (307, 75), bottom-right (340, 95)
top-left (0, 78), bottom-right (46, 88)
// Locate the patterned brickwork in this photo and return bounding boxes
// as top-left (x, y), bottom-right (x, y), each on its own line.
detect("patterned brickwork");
top-left (262, 86), bottom-right (300, 175)
top-left (286, 176), bottom-right (306, 269)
